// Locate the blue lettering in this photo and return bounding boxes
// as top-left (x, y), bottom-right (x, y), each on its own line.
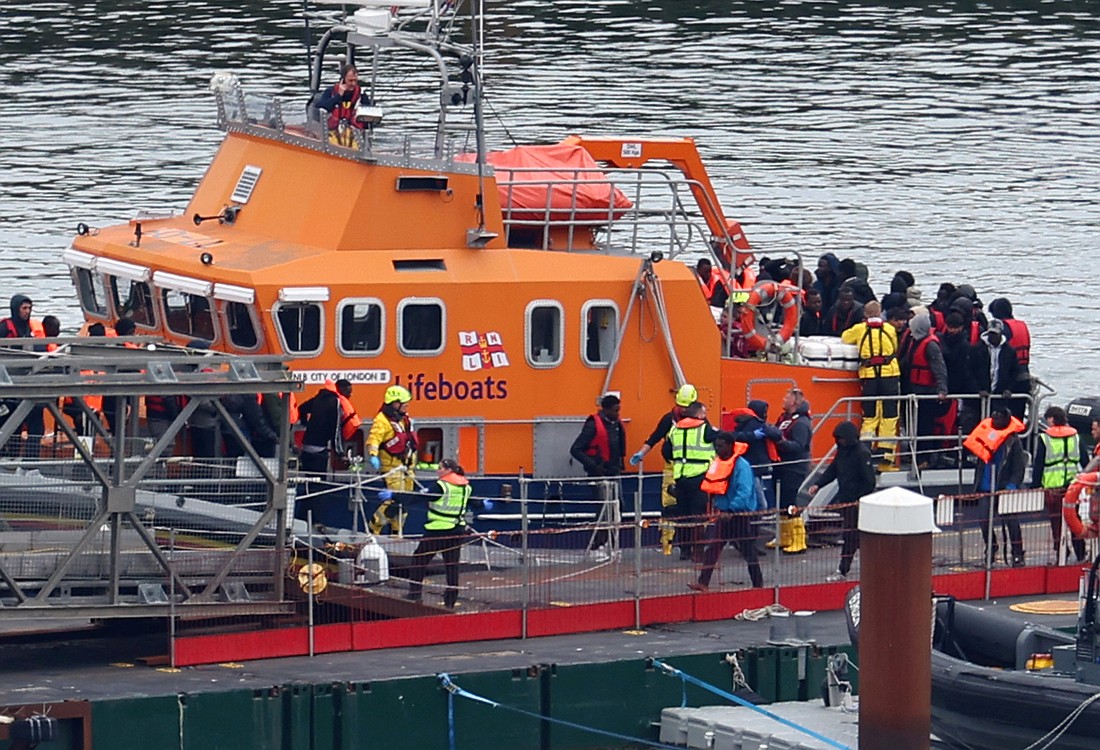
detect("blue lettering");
top-left (394, 373), bottom-right (509, 401)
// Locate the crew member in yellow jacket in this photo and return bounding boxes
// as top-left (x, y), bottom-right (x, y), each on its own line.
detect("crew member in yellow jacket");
top-left (841, 300), bottom-right (900, 466)
top-left (367, 385), bottom-right (417, 534)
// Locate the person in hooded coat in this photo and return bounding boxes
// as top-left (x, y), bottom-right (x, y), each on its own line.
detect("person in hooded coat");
top-left (0, 294), bottom-right (40, 339)
top-left (987, 297), bottom-right (1031, 422)
top-left (0, 294), bottom-right (46, 458)
top-left (900, 312), bottom-right (949, 457)
top-left (808, 421), bottom-right (876, 581)
top-left (733, 399), bottom-right (782, 510)
top-left (813, 253), bottom-right (843, 313)
top-left (968, 319), bottom-right (1020, 418)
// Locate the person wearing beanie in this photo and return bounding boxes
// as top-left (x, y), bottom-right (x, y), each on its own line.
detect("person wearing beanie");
top-left (842, 300), bottom-right (901, 468)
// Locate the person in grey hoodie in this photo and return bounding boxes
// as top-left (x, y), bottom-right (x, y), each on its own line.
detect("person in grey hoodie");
top-left (901, 312), bottom-right (949, 455)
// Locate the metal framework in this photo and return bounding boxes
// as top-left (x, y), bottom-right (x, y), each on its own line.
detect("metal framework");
top-left (0, 336), bottom-right (302, 619)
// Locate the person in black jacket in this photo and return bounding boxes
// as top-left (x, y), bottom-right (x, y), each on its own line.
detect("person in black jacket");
top-left (569, 394), bottom-right (627, 558)
top-left (970, 408), bottom-right (1027, 567)
top-left (220, 393), bottom-right (279, 459)
top-left (773, 391), bottom-right (813, 506)
top-left (733, 399), bottom-right (782, 511)
top-left (969, 319), bottom-right (1020, 417)
top-left (808, 420), bottom-right (876, 581)
top-left (298, 387), bottom-right (340, 474)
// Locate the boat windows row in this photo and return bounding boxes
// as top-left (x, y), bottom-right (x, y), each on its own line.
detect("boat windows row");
top-left (74, 268), bottom-right (619, 367)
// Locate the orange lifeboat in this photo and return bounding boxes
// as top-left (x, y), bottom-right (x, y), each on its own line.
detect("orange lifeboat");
top-left (739, 280), bottom-right (799, 352)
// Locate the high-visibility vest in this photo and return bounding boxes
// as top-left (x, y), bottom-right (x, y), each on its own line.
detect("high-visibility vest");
top-left (425, 473), bottom-right (471, 531)
top-left (700, 443), bottom-right (749, 495)
top-left (667, 417), bottom-right (715, 479)
top-left (963, 416), bottom-right (1025, 463)
top-left (1040, 426), bottom-right (1080, 489)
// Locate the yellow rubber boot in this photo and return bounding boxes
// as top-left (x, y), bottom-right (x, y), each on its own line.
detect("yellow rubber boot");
top-left (659, 525), bottom-right (675, 555)
top-left (370, 499), bottom-right (394, 535)
top-left (768, 517), bottom-right (793, 549)
top-left (782, 516), bottom-right (807, 554)
top-left (877, 416), bottom-right (900, 469)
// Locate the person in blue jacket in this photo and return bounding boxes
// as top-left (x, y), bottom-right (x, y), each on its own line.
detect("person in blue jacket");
top-left (689, 432), bottom-right (763, 591)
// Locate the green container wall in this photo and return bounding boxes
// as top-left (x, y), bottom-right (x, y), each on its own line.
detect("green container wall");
top-left (67, 644), bottom-right (860, 750)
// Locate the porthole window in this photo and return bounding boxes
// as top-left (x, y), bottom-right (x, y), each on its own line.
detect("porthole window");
top-left (110, 277), bottom-right (156, 328)
top-left (275, 303), bottom-right (323, 354)
top-left (338, 299), bottom-right (384, 356)
top-left (525, 300), bottom-right (563, 368)
top-left (225, 301), bottom-right (260, 350)
top-left (581, 301), bottom-right (618, 367)
top-left (398, 298), bottom-right (444, 356)
top-left (75, 268), bottom-right (108, 317)
top-left (162, 289), bottom-right (217, 343)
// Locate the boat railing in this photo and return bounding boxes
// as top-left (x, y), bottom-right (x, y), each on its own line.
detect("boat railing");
top-left (492, 166), bottom-right (720, 257)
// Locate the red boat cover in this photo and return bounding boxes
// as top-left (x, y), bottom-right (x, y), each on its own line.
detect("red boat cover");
top-left (459, 144), bottom-right (633, 225)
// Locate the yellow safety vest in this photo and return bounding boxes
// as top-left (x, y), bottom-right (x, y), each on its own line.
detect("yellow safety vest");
top-left (667, 418), bottom-right (715, 480)
top-left (426, 474), bottom-right (472, 531)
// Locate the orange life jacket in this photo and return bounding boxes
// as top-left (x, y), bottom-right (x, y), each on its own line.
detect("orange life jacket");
top-left (256, 392), bottom-right (300, 425)
top-left (3, 318), bottom-right (45, 338)
top-left (1002, 318), bottom-right (1030, 368)
top-left (321, 381), bottom-right (362, 442)
top-left (963, 416), bottom-right (1026, 463)
top-left (700, 443), bottom-right (750, 495)
top-left (698, 267), bottom-right (731, 303)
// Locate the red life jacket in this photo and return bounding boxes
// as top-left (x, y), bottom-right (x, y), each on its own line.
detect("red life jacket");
top-left (326, 83), bottom-right (362, 130)
top-left (1002, 318), bottom-right (1030, 368)
top-left (583, 412), bottom-right (612, 463)
top-left (963, 416), bottom-right (1025, 463)
top-left (3, 318), bottom-right (44, 338)
top-left (930, 309), bottom-right (945, 332)
top-left (968, 321), bottom-right (980, 346)
top-left (909, 334), bottom-right (940, 387)
top-left (321, 381), bottom-right (363, 442)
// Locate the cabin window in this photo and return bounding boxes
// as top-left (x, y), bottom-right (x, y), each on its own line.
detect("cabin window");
top-left (338, 299), bottom-right (384, 356)
top-left (109, 277), bottom-right (156, 328)
top-left (225, 301), bottom-right (260, 350)
top-left (581, 301), bottom-right (618, 367)
top-left (275, 302), bottom-right (323, 354)
top-left (525, 301), bottom-right (563, 368)
top-left (398, 298), bottom-right (444, 356)
top-left (162, 289), bottom-right (217, 343)
top-left (75, 268), bottom-right (108, 317)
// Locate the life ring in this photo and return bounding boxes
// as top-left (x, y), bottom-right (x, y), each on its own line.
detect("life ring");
top-left (1062, 472), bottom-right (1100, 539)
top-left (738, 280), bottom-right (799, 352)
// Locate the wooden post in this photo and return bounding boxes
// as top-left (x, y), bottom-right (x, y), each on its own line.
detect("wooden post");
top-left (858, 487), bottom-right (935, 750)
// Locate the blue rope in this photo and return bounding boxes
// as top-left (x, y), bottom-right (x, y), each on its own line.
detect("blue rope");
top-left (447, 682), bottom-right (456, 750)
top-left (680, 672), bottom-right (687, 708)
top-left (437, 673), bottom-right (685, 750)
top-left (649, 658), bottom-right (852, 750)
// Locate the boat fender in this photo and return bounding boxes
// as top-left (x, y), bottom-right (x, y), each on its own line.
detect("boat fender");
top-left (1062, 472), bottom-right (1100, 539)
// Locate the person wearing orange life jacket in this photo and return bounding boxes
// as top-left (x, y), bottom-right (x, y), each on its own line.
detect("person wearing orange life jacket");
top-left (842, 301), bottom-right (901, 468)
top-left (0, 294), bottom-right (44, 341)
top-left (688, 432), bottom-right (761, 592)
top-left (629, 383), bottom-right (698, 556)
top-left (367, 384), bottom-right (415, 535)
top-left (667, 401), bottom-right (718, 562)
top-left (1031, 406), bottom-right (1088, 562)
top-left (405, 459), bottom-right (473, 608)
top-left (695, 258), bottom-right (730, 308)
top-left (569, 393), bottom-right (627, 559)
top-left (965, 407), bottom-right (1027, 567)
top-left (316, 64), bottom-right (367, 147)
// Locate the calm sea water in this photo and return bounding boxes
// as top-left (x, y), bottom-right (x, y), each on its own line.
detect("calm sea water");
top-left (1, 0), bottom-right (1097, 398)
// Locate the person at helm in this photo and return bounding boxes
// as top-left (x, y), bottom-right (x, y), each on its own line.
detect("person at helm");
top-left (316, 64), bottom-right (366, 146)
top-left (367, 384), bottom-right (417, 535)
top-left (629, 383), bottom-right (698, 556)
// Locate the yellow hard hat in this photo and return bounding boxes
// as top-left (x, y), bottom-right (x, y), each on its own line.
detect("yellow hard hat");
top-left (384, 385), bottom-right (412, 404)
top-left (675, 383), bottom-right (698, 407)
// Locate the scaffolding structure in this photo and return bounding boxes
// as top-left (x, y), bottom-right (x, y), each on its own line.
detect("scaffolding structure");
top-left (0, 336), bottom-right (302, 620)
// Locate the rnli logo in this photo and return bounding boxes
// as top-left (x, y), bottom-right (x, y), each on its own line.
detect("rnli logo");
top-left (458, 331), bottom-right (509, 372)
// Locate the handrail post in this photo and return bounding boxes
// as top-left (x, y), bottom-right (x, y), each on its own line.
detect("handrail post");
top-left (634, 465), bottom-right (643, 631)
top-left (520, 469), bottom-right (529, 639)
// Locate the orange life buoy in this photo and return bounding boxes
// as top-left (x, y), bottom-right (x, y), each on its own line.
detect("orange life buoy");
top-left (1062, 472), bottom-right (1100, 539)
top-left (738, 280), bottom-right (798, 352)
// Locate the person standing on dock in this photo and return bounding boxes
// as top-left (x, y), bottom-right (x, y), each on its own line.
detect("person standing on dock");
top-left (965, 407), bottom-right (1027, 567)
top-left (629, 383), bottom-right (697, 556)
top-left (690, 432), bottom-right (761, 591)
top-left (842, 300), bottom-right (901, 469)
top-left (367, 385), bottom-right (416, 535)
top-left (569, 393), bottom-right (627, 560)
top-left (1032, 406), bottom-right (1087, 563)
top-left (666, 400), bottom-right (717, 561)
top-left (406, 459), bottom-right (472, 608)
top-left (807, 420), bottom-right (877, 582)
